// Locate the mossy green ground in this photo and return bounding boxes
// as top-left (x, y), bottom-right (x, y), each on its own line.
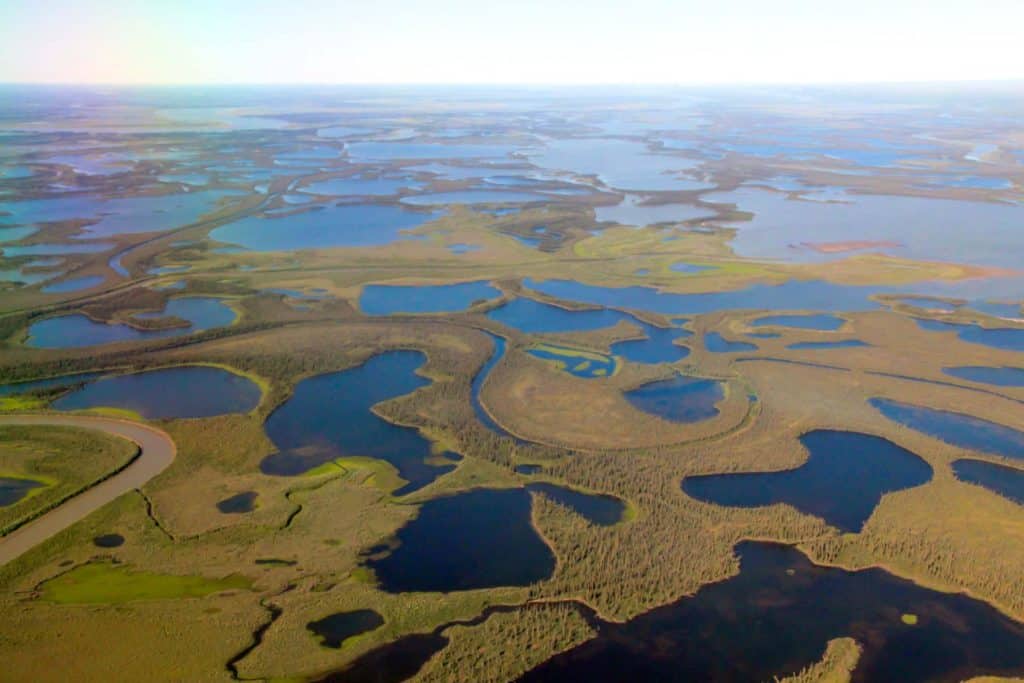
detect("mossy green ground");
top-left (40, 561), bottom-right (252, 604)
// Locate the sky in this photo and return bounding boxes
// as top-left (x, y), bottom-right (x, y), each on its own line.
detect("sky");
top-left (1, 0), bottom-right (1022, 85)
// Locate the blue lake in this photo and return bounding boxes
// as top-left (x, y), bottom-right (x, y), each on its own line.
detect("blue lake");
top-left (787, 340), bottom-right (869, 350)
top-left (1, 242), bottom-right (115, 257)
top-left (682, 430), bottom-right (932, 532)
top-left (943, 366), bottom-right (1024, 387)
top-left (27, 297), bottom-right (236, 348)
top-left (624, 375), bottom-right (724, 423)
top-left (210, 205), bottom-right (442, 251)
top-left (299, 177), bottom-right (419, 196)
top-left (260, 351), bottom-right (458, 495)
top-left (52, 366), bottom-right (261, 419)
top-left (401, 190), bottom-right (548, 205)
top-left (871, 398), bottom-right (1024, 461)
top-left (360, 281), bottom-right (501, 315)
top-left (1, 191), bottom-right (242, 238)
top-left (346, 142), bottom-right (520, 161)
top-left (915, 319), bottom-right (1024, 352)
top-left (705, 333), bottom-right (757, 353)
top-left (40, 275), bottom-right (105, 293)
top-left (527, 138), bottom-right (701, 192)
top-left (594, 196), bottom-right (713, 226)
top-left (488, 297), bottom-right (630, 333)
top-left (610, 322), bottom-right (691, 364)
top-left (706, 188), bottom-right (1024, 268)
top-left (953, 459), bottom-right (1024, 506)
top-left (524, 278), bottom-right (884, 316)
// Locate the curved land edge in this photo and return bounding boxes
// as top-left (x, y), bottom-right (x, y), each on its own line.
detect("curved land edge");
top-left (0, 414), bottom-right (176, 566)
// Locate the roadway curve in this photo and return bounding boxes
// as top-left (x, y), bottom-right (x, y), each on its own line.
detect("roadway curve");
top-left (0, 414), bottom-right (176, 566)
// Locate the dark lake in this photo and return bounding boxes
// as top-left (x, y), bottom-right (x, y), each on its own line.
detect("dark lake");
top-left (942, 366), bottom-right (1024, 387)
top-left (52, 366), bottom-right (261, 419)
top-left (871, 398), bottom-right (1024, 461)
top-left (526, 483), bottom-right (625, 526)
top-left (366, 488), bottom-right (555, 592)
top-left (682, 430), bottom-right (933, 532)
top-left (27, 297), bottom-right (236, 348)
top-left (517, 541), bottom-right (1024, 683)
top-left (952, 459), bottom-right (1024, 506)
top-left (260, 351), bottom-right (459, 494)
top-left (0, 477), bottom-right (43, 507)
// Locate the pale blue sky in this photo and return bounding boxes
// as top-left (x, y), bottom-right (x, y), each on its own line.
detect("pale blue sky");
top-left (1, 0), bottom-right (1022, 84)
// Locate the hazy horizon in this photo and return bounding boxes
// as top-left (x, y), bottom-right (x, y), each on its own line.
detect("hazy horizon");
top-left (2, 0), bottom-right (1022, 86)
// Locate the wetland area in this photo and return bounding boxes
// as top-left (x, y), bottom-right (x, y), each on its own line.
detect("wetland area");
top-left (1, 84), bottom-right (1024, 683)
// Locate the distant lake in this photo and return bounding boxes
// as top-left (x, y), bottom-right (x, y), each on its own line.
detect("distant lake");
top-left (210, 204), bottom-right (442, 251)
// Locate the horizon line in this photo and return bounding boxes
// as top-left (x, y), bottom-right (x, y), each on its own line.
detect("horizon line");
top-left (2, 78), bottom-right (1023, 89)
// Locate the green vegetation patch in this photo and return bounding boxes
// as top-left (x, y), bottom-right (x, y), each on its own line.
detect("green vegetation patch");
top-left (39, 561), bottom-right (252, 604)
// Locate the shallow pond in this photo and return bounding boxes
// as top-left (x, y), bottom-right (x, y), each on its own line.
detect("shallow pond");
top-left (52, 366), bottom-right (261, 419)
top-left (210, 204), bottom-right (442, 251)
top-left (624, 374), bottom-right (724, 423)
top-left (308, 610), bottom-right (385, 649)
top-left (871, 398), bottom-right (1024, 460)
top-left (366, 488), bottom-right (555, 592)
top-left (261, 351), bottom-right (458, 494)
top-left (217, 491), bottom-right (258, 514)
top-left (682, 430), bottom-right (933, 532)
top-left (359, 281), bottom-right (501, 315)
top-left (752, 314), bottom-right (846, 330)
top-left (527, 346), bottom-right (616, 378)
top-left (92, 533), bottom-right (124, 548)
top-left (942, 366), bottom-right (1024, 387)
top-left (27, 297), bottom-right (236, 348)
top-left (952, 459), bottom-right (1024, 506)
top-left (0, 477), bottom-right (43, 507)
